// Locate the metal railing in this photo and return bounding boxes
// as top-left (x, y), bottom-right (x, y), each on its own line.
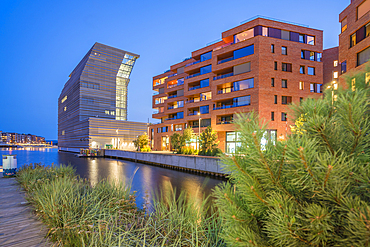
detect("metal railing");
top-left (213, 42), bottom-right (234, 51)
top-left (185, 60), bottom-right (201, 67)
top-left (186, 72), bottom-right (201, 79)
top-left (214, 72), bottom-right (233, 80)
top-left (213, 103), bottom-right (249, 110)
top-left (218, 57), bottom-right (234, 64)
top-left (168, 73), bottom-right (178, 78)
top-left (168, 95), bottom-right (178, 99)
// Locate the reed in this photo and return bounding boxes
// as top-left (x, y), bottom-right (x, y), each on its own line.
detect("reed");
top-left (16, 164), bottom-right (224, 246)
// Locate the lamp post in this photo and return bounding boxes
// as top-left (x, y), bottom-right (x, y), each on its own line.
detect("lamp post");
top-left (116, 129), bottom-right (119, 149)
top-left (197, 112), bottom-right (201, 150)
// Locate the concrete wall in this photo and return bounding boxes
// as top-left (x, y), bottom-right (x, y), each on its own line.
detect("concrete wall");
top-left (58, 147), bottom-right (81, 153)
top-left (105, 150), bottom-right (227, 175)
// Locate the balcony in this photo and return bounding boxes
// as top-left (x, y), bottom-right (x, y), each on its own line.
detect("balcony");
top-left (216, 120), bottom-right (233, 125)
top-left (189, 85), bottom-right (202, 91)
top-left (168, 95), bottom-right (178, 99)
top-left (186, 72), bottom-right (201, 79)
top-left (217, 87), bottom-right (235, 94)
top-left (214, 72), bottom-right (233, 81)
top-left (213, 102), bottom-right (249, 110)
top-left (218, 57), bottom-right (234, 64)
top-left (188, 111), bottom-right (199, 116)
top-left (168, 73), bottom-right (178, 78)
top-left (185, 60), bottom-right (201, 67)
top-left (168, 81), bottom-right (184, 89)
top-left (166, 116), bottom-right (184, 121)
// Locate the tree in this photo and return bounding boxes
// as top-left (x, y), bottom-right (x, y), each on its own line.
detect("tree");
top-left (199, 126), bottom-right (220, 156)
top-left (214, 66), bottom-right (370, 246)
top-left (182, 127), bottom-right (194, 145)
top-left (133, 133), bottom-right (149, 151)
top-left (170, 132), bottom-right (182, 153)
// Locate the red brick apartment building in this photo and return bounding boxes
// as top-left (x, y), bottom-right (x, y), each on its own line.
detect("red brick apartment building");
top-left (324, 0), bottom-right (370, 86)
top-left (150, 17), bottom-right (324, 153)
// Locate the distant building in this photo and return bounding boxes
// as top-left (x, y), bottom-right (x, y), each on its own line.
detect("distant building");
top-left (0, 132), bottom-right (45, 144)
top-left (323, 0), bottom-right (370, 86)
top-left (58, 42), bottom-right (147, 151)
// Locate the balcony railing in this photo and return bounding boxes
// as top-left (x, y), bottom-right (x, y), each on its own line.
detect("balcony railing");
top-left (168, 95), bottom-right (178, 99)
top-left (168, 81), bottom-right (184, 89)
top-left (213, 103), bottom-right (249, 110)
top-left (218, 57), bottom-right (234, 64)
top-left (185, 60), bottom-right (201, 67)
top-left (153, 91), bottom-right (159, 95)
top-left (166, 116), bottom-right (184, 121)
top-left (189, 85), bottom-right (201, 91)
top-left (186, 72), bottom-right (201, 79)
top-left (214, 72), bottom-right (233, 80)
top-left (153, 110), bottom-right (159, 114)
top-left (217, 88), bottom-right (235, 94)
top-left (213, 42), bottom-right (234, 51)
top-left (216, 121), bottom-right (233, 125)
top-left (188, 111), bottom-right (199, 116)
top-left (168, 73), bottom-right (178, 78)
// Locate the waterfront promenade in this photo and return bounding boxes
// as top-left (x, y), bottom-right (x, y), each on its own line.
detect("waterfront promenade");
top-left (0, 175), bottom-right (50, 246)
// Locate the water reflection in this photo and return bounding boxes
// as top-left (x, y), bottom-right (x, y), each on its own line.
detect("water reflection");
top-left (0, 148), bottom-right (225, 207)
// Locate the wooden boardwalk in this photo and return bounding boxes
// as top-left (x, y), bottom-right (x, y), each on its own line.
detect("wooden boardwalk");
top-left (0, 175), bottom-right (51, 246)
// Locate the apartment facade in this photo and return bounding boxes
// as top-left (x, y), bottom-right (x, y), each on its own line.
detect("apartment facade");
top-left (150, 17), bottom-right (323, 153)
top-left (58, 43), bottom-right (147, 151)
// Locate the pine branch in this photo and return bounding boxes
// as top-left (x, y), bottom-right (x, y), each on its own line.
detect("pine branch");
top-left (299, 146), bottom-right (319, 186)
top-left (277, 145), bottom-right (287, 180)
top-left (324, 165), bottom-right (333, 188)
top-left (251, 186), bottom-right (270, 207)
top-left (316, 126), bottom-right (335, 156)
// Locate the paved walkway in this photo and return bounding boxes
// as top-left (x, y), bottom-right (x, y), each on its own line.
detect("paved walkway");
top-left (0, 175), bottom-right (50, 246)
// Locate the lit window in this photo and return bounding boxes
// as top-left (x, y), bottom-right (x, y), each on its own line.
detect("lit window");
top-left (341, 17), bottom-right (347, 32)
top-left (352, 78), bottom-right (356, 91)
top-left (61, 95), bottom-right (67, 103)
top-left (262, 27), bottom-right (268, 36)
top-left (234, 29), bottom-right (254, 43)
top-left (299, 81), bottom-right (304, 90)
top-left (333, 72), bottom-right (338, 79)
top-left (351, 33), bottom-right (356, 47)
top-left (306, 36), bottom-right (315, 45)
top-left (334, 60), bottom-right (338, 67)
top-left (64, 107), bottom-right (67, 111)
top-left (62, 130), bottom-right (65, 136)
top-left (366, 72), bottom-right (370, 84)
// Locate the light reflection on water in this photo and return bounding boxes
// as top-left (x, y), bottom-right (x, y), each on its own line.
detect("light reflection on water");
top-left (0, 147), bottom-right (225, 207)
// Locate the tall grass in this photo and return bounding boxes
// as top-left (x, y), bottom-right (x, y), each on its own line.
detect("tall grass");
top-left (16, 164), bottom-right (224, 246)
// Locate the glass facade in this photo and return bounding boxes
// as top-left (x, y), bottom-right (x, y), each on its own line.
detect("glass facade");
top-left (200, 51), bottom-right (212, 62)
top-left (234, 45), bottom-right (254, 59)
top-left (116, 54), bottom-right (138, 120)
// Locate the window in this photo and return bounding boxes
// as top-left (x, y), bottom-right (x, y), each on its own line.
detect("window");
top-left (310, 51), bottom-right (315, 61)
top-left (282, 96), bottom-right (292, 105)
top-left (358, 46), bottom-right (370, 66)
top-left (367, 23), bottom-right (370, 37)
top-left (357, 0), bottom-right (370, 20)
top-left (308, 66), bottom-right (315, 75)
top-left (64, 106), bottom-right (67, 111)
top-left (199, 105), bottom-right (209, 114)
top-left (282, 79), bottom-right (287, 88)
top-left (274, 95), bottom-right (277, 104)
top-left (317, 53), bottom-right (322, 62)
top-left (62, 130), bottom-right (65, 135)
top-left (366, 72), bottom-right (370, 84)
top-left (341, 17), bottom-right (347, 33)
top-left (162, 126), bottom-right (168, 133)
top-left (82, 97), bottom-right (94, 104)
top-left (299, 81), bottom-right (304, 90)
top-left (334, 60), bottom-right (338, 67)
top-left (352, 78), bottom-right (356, 91)
top-left (341, 60), bottom-right (347, 73)
top-left (300, 65), bottom-right (305, 74)
top-left (234, 78), bottom-right (254, 90)
top-left (301, 50), bottom-right (305, 59)
top-left (175, 124), bottom-right (182, 131)
top-left (282, 63), bottom-right (292, 72)
top-left (351, 33), bottom-right (356, 48)
top-left (200, 78), bottom-right (209, 88)
top-left (234, 44), bottom-right (254, 59)
top-left (333, 71), bottom-right (339, 79)
top-left (262, 27), bottom-right (268, 36)
top-left (233, 95), bottom-right (251, 107)
top-left (200, 51), bottom-right (212, 62)
top-left (271, 78), bottom-right (275, 87)
top-left (281, 30), bottom-right (290, 40)
top-left (159, 87), bottom-right (165, 94)
top-left (299, 34), bottom-right (305, 43)
top-left (300, 97), bottom-right (303, 102)
top-left (200, 119), bottom-right (211, 127)
top-left (274, 61), bottom-right (278, 70)
top-left (234, 28), bottom-right (254, 43)
top-left (61, 95), bottom-right (67, 103)
top-left (157, 128), bottom-right (161, 133)
top-left (271, 112), bottom-right (275, 121)
top-left (177, 78), bottom-right (184, 85)
top-left (281, 113), bottom-right (287, 121)
top-left (282, 46), bottom-right (287, 55)
top-left (271, 44), bottom-right (275, 53)
top-left (306, 36), bottom-right (315, 45)
top-left (200, 65), bottom-right (212, 74)
top-left (310, 83), bottom-right (323, 93)
top-left (226, 132), bottom-right (242, 154)
top-left (81, 82), bottom-right (100, 90)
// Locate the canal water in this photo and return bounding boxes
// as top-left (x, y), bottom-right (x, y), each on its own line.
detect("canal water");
top-left (0, 147), bottom-right (225, 207)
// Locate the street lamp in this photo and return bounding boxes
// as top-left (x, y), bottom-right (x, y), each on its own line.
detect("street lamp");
top-left (116, 129), bottom-right (119, 149)
top-left (198, 112), bottom-right (201, 150)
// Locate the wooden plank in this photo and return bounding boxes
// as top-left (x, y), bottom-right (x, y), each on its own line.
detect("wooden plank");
top-left (0, 176), bottom-right (51, 246)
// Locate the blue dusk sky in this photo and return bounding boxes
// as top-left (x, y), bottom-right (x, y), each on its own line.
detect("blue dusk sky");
top-left (0, 0), bottom-right (349, 140)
